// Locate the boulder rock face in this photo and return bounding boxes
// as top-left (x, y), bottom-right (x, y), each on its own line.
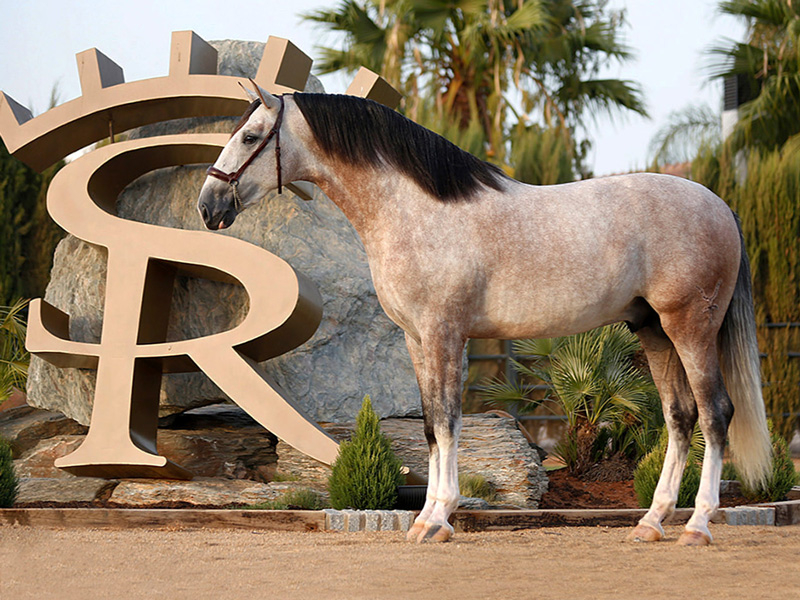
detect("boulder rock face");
top-left (276, 414), bottom-right (549, 508)
top-left (25, 39), bottom-right (421, 425)
top-left (3, 405), bottom-right (547, 509)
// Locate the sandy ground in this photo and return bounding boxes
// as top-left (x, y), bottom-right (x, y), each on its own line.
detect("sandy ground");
top-left (1, 524), bottom-right (799, 599)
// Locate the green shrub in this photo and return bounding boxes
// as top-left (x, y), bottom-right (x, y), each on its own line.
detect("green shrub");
top-left (633, 427), bottom-right (701, 509)
top-left (243, 488), bottom-right (326, 510)
top-left (721, 461), bottom-right (739, 482)
top-left (459, 473), bottom-right (496, 503)
top-left (0, 436), bottom-right (18, 508)
top-left (327, 396), bottom-right (404, 510)
top-left (738, 430), bottom-right (799, 503)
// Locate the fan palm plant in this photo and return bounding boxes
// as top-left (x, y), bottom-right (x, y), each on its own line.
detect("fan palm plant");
top-left (648, 104), bottom-right (721, 166)
top-left (481, 324), bottom-right (661, 475)
top-left (0, 298), bottom-right (29, 406)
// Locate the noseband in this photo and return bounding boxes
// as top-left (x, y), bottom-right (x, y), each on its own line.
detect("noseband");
top-left (206, 94), bottom-right (286, 211)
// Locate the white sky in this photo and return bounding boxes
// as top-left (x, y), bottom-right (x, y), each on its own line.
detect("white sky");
top-left (0, 0), bottom-right (744, 175)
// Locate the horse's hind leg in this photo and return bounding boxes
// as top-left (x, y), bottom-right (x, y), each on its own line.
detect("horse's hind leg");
top-left (642, 298), bottom-right (735, 546)
top-left (669, 337), bottom-right (733, 546)
top-left (628, 324), bottom-right (698, 542)
top-left (404, 330), bottom-right (465, 543)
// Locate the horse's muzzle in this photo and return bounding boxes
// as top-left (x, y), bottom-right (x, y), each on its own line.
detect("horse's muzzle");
top-left (198, 190), bottom-right (236, 231)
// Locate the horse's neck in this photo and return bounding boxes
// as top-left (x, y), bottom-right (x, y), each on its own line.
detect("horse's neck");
top-left (305, 154), bottom-right (397, 238)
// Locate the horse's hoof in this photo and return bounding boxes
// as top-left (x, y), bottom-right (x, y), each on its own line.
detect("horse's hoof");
top-left (626, 522), bottom-right (663, 543)
top-left (677, 530), bottom-right (711, 547)
top-left (413, 522), bottom-right (452, 543)
top-left (429, 526), bottom-right (452, 543)
top-left (406, 522), bottom-right (425, 542)
top-left (415, 523), bottom-right (440, 543)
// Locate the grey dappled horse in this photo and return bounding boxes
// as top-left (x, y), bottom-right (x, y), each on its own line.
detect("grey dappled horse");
top-left (197, 84), bottom-right (771, 545)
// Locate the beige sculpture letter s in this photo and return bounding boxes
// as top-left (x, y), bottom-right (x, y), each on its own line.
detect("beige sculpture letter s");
top-left (29, 133), bottom-right (334, 479)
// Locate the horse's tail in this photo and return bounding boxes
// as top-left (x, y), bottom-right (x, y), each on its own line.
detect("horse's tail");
top-left (718, 214), bottom-right (772, 490)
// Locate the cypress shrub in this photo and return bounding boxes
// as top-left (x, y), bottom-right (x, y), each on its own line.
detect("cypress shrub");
top-left (633, 427), bottom-right (701, 509)
top-left (327, 396), bottom-right (404, 510)
top-left (0, 436), bottom-right (18, 508)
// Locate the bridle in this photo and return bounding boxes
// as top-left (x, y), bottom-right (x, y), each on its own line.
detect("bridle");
top-left (206, 89), bottom-right (286, 212)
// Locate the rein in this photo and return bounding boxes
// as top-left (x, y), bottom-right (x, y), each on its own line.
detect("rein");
top-left (206, 94), bottom-right (286, 211)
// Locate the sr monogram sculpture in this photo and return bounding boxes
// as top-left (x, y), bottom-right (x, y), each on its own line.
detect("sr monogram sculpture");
top-left (0, 31), bottom-right (400, 479)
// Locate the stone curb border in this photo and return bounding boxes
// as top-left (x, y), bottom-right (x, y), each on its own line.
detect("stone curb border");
top-left (323, 509), bottom-right (415, 532)
top-left (1, 500), bottom-right (797, 532)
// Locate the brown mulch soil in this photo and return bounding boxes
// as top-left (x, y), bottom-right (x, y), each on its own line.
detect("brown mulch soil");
top-left (539, 468), bottom-right (640, 509)
top-left (539, 467), bottom-right (752, 509)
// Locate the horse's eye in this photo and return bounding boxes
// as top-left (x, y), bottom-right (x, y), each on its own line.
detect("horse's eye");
top-left (243, 134), bottom-right (258, 145)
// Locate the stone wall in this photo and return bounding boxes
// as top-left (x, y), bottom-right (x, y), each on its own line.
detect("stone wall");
top-left (3, 405), bottom-right (548, 509)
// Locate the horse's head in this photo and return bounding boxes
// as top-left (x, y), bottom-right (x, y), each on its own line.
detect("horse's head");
top-left (197, 82), bottom-right (286, 230)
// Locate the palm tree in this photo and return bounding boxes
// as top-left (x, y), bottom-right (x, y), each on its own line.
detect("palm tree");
top-left (303, 0), bottom-right (647, 179)
top-left (707, 0), bottom-right (800, 152)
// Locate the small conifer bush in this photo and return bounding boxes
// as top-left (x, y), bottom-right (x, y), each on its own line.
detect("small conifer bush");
top-left (327, 396), bottom-right (404, 510)
top-left (633, 426), bottom-right (701, 509)
top-left (0, 436), bottom-right (18, 508)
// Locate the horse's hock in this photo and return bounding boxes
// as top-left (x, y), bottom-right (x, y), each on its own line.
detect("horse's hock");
top-left (23, 38), bottom-right (422, 425)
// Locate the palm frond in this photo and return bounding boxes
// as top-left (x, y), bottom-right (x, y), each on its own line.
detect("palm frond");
top-left (649, 104), bottom-right (721, 165)
top-left (477, 376), bottom-right (543, 415)
top-left (0, 299), bottom-right (29, 403)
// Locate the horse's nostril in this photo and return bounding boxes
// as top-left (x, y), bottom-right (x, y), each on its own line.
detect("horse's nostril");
top-left (201, 204), bottom-right (210, 223)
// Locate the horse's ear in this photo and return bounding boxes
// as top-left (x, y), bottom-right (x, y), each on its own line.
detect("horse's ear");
top-left (248, 78), bottom-right (281, 110)
top-left (238, 81), bottom-right (260, 103)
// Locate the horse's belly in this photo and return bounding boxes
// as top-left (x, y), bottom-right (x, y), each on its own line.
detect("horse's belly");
top-left (471, 269), bottom-right (642, 339)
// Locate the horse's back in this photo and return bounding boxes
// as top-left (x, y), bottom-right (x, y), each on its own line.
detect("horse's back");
top-left (469, 173), bottom-right (740, 339)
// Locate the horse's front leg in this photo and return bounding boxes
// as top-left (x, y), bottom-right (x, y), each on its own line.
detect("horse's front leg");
top-left (404, 330), bottom-right (465, 543)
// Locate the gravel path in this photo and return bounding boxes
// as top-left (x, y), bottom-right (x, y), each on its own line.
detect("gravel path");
top-left (2, 524), bottom-right (799, 599)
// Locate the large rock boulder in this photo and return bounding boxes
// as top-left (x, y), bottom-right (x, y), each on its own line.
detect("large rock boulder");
top-left (26, 39), bottom-right (421, 425)
top-left (276, 414), bottom-right (549, 508)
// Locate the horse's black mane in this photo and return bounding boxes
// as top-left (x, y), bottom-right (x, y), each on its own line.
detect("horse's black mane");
top-left (292, 93), bottom-right (507, 202)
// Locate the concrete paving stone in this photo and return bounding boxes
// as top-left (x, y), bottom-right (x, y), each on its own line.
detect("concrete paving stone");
top-left (396, 511), bottom-right (414, 532)
top-left (323, 509), bottom-right (344, 531)
top-left (363, 511), bottom-right (381, 531)
top-left (342, 510), bottom-right (363, 532)
top-left (377, 510), bottom-right (397, 531)
top-left (725, 506), bottom-right (776, 526)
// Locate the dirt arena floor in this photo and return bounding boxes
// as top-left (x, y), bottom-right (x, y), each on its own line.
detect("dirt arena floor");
top-left (2, 523), bottom-right (798, 599)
